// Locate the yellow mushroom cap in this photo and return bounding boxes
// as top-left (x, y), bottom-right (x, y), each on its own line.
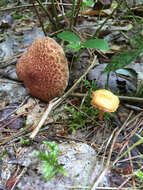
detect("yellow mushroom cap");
top-left (91, 89), bottom-right (119, 112)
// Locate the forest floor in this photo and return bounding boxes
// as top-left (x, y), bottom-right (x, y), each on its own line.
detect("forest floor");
top-left (0, 0), bottom-right (143, 190)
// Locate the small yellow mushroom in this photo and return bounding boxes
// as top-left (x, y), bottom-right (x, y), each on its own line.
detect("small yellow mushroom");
top-left (91, 89), bottom-right (119, 120)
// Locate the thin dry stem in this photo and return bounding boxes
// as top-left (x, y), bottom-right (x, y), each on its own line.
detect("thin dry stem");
top-left (71, 93), bottom-right (143, 103)
top-left (91, 128), bottom-right (118, 190)
top-left (0, 2), bottom-right (74, 12)
top-left (0, 96), bottom-right (29, 123)
top-left (56, 0), bottom-right (70, 25)
top-left (91, 111), bottom-right (133, 189)
top-left (30, 98), bottom-right (61, 139)
top-left (31, 0), bottom-right (47, 36)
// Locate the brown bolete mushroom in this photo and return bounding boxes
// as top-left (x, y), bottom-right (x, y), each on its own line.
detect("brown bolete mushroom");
top-left (91, 89), bottom-right (119, 120)
top-left (16, 37), bottom-right (69, 102)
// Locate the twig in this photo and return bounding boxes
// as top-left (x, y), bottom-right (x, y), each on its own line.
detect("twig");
top-left (73, 0), bottom-right (82, 26)
top-left (71, 92), bottom-right (143, 103)
top-left (70, 0), bottom-right (76, 29)
top-left (116, 135), bottom-right (143, 162)
top-left (118, 176), bottom-right (133, 190)
top-left (117, 165), bottom-right (143, 189)
top-left (126, 111), bottom-right (143, 127)
top-left (51, 185), bottom-right (137, 190)
top-left (124, 104), bottom-right (143, 111)
top-left (30, 98), bottom-right (61, 139)
top-left (35, 0), bottom-right (57, 30)
top-left (0, 53), bottom-right (22, 69)
top-left (91, 128), bottom-right (118, 190)
top-left (0, 2), bottom-right (74, 12)
top-left (126, 138), bottom-right (136, 188)
top-left (31, 0), bottom-right (47, 36)
top-left (0, 96), bottom-right (29, 123)
top-left (0, 124), bottom-right (33, 146)
top-left (30, 56), bottom-right (97, 139)
top-left (119, 96), bottom-right (143, 103)
top-left (92, 0), bottom-right (124, 38)
top-left (112, 111), bottom-right (136, 166)
top-left (10, 167), bottom-right (28, 190)
top-left (91, 111), bottom-right (133, 190)
top-left (56, 0), bottom-right (70, 26)
top-left (51, 0), bottom-right (59, 29)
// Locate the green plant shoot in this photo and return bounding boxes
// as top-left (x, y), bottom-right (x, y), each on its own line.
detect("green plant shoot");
top-left (134, 170), bottom-right (143, 182)
top-left (0, 149), bottom-right (8, 160)
top-left (81, 0), bottom-right (94, 8)
top-left (36, 141), bottom-right (68, 181)
top-left (57, 31), bottom-right (109, 51)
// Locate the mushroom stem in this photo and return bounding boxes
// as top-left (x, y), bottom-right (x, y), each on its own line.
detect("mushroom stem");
top-left (99, 110), bottom-right (104, 120)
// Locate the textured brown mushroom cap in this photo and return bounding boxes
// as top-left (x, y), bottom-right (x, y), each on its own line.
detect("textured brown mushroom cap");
top-left (16, 37), bottom-right (69, 102)
top-left (91, 89), bottom-right (119, 112)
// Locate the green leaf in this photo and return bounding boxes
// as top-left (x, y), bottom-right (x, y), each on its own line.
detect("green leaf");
top-left (67, 43), bottom-right (81, 51)
top-left (57, 31), bottom-right (80, 43)
top-left (36, 141), bottom-right (68, 181)
top-left (82, 39), bottom-right (109, 50)
top-left (0, 149), bottom-right (8, 160)
top-left (12, 12), bottom-right (23, 19)
top-left (59, 166), bottom-right (69, 176)
top-left (81, 0), bottom-right (94, 8)
top-left (134, 170), bottom-right (143, 181)
top-left (104, 49), bottom-right (143, 74)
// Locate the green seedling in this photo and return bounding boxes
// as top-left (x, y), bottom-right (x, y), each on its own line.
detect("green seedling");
top-left (82, 79), bottom-right (97, 94)
top-left (12, 12), bottom-right (26, 19)
top-left (65, 106), bottom-right (87, 130)
top-left (36, 141), bottom-right (68, 181)
top-left (81, 0), bottom-right (94, 8)
top-left (57, 31), bottom-right (109, 52)
top-left (134, 170), bottom-right (143, 182)
top-left (15, 35), bottom-right (23, 40)
top-left (0, 149), bottom-right (8, 160)
top-left (65, 80), bottom-right (99, 130)
top-left (118, 134), bottom-right (143, 160)
top-left (66, 104), bottom-right (99, 131)
top-left (20, 138), bottom-right (31, 146)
